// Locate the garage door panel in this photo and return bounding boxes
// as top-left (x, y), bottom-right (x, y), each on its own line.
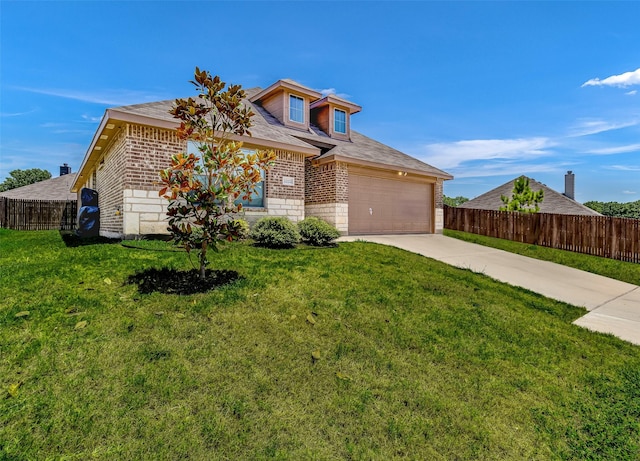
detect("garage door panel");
top-left (348, 172), bottom-right (433, 235)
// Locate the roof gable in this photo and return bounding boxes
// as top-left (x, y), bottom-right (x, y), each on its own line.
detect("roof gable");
top-left (459, 176), bottom-right (601, 216)
top-left (249, 79), bottom-right (322, 104)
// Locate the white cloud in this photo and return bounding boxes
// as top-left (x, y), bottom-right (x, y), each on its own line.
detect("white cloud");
top-left (317, 87), bottom-right (351, 99)
top-left (582, 67), bottom-right (640, 88)
top-left (13, 86), bottom-right (166, 106)
top-left (568, 119), bottom-right (638, 137)
top-left (450, 162), bottom-right (562, 179)
top-left (622, 190), bottom-right (637, 195)
top-left (320, 88), bottom-right (336, 97)
top-left (81, 114), bottom-right (102, 123)
top-left (415, 137), bottom-right (555, 169)
top-left (626, 90), bottom-right (638, 96)
top-left (0, 108), bottom-right (39, 117)
top-left (607, 165), bottom-right (640, 172)
top-left (586, 143), bottom-right (640, 155)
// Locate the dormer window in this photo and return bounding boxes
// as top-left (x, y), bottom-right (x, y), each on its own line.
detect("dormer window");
top-left (250, 79), bottom-right (321, 130)
top-left (289, 94), bottom-right (304, 123)
top-left (310, 95), bottom-right (361, 140)
top-left (334, 109), bottom-right (347, 134)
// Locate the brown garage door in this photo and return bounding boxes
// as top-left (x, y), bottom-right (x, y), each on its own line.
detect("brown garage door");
top-left (348, 168), bottom-right (434, 234)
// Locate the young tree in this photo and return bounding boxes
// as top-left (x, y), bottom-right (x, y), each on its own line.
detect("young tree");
top-left (499, 176), bottom-right (544, 213)
top-left (159, 67), bottom-right (276, 279)
top-left (0, 169), bottom-right (52, 192)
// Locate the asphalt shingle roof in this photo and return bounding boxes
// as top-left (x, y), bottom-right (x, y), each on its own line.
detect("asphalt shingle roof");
top-left (110, 86), bottom-right (451, 179)
top-left (0, 173), bottom-right (78, 201)
top-left (458, 176), bottom-right (601, 216)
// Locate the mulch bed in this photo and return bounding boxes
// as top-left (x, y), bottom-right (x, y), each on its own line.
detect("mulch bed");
top-left (127, 268), bottom-right (241, 295)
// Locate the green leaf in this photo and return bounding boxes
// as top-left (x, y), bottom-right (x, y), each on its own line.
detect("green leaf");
top-left (14, 311), bottom-right (30, 318)
top-left (312, 350), bottom-right (321, 361)
top-left (103, 278), bottom-right (112, 285)
top-left (74, 320), bottom-right (88, 330)
top-left (306, 313), bottom-right (316, 325)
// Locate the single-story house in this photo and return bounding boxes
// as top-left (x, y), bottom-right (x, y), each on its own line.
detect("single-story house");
top-left (0, 167), bottom-right (77, 230)
top-left (458, 172), bottom-right (601, 216)
top-left (0, 171), bottom-right (77, 201)
top-left (72, 78), bottom-right (452, 238)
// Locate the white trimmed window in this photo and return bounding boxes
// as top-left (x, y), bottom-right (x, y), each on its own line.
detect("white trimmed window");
top-left (289, 94), bottom-right (304, 123)
top-left (334, 109), bottom-right (347, 134)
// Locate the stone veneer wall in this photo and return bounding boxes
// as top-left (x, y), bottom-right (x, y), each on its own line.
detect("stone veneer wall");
top-left (304, 203), bottom-right (348, 233)
top-left (122, 189), bottom-right (168, 236)
top-left (243, 198), bottom-right (305, 225)
top-left (304, 160), bottom-right (349, 233)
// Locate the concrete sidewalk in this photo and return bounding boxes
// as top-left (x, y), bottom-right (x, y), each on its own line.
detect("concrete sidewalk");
top-left (339, 234), bottom-right (640, 346)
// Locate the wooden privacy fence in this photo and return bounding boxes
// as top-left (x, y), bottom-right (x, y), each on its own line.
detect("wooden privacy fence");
top-left (0, 197), bottom-right (77, 231)
top-left (444, 205), bottom-right (640, 263)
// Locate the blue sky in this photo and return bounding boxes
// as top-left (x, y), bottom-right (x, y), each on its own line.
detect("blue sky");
top-left (1, 1), bottom-right (639, 203)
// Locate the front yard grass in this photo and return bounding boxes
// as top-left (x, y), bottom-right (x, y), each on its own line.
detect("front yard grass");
top-left (1, 228), bottom-right (639, 460)
top-left (444, 229), bottom-right (640, 286)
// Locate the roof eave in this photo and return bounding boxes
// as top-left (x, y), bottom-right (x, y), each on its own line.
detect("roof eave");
top-left (72, 110), bottom-right (111, 192)
top-left (313, 154), bottom-right (453, 180)
top-left (310, 95), bottom-right (362, 114)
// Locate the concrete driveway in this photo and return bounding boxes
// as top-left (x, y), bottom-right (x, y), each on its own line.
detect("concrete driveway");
top-left (339, 234), bottom-right (640, 346)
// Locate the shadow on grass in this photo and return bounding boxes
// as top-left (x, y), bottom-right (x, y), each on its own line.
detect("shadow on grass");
top-left (127, 268), bottom-right (241, 295)
top-left (252, 242), bottom-right (339, 250)
top-left (59, 230), bottom-right (122, 247)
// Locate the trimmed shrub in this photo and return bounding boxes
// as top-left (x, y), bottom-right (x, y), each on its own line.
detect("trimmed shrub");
top-left (298, 217), bottom-right (341, 246)
top-left (230, 218), bottom-right (250, 240)
top-left (250, 217), bottom-right (300, 248)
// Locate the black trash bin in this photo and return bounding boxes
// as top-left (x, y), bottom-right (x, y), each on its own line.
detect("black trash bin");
top-left (76, 206), bottom-right (100, 237)
top-left (80, 188), bottom-right (98, 207)
top-left (76, 188), bottom-right (100, 237)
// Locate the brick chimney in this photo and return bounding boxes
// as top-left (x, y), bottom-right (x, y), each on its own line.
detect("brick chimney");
top-left (60, 163), bottom-right (71, 176)
top-left (564, 171), bottom-right (575, 200)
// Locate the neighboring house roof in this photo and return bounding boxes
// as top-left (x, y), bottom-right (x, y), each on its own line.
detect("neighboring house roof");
top-left (458, 176), bottom-right (602, 216)
top-left (0, 173), bottom-right (77, 201)
top-left (73, 83), bottom-right (451, 191)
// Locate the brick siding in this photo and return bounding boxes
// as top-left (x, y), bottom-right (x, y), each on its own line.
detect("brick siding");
top-left (266, 150), bottom-right (306, 200)
top-left (435, 179), bottom-right (444, 233)
top-left (435, 179), bottom-right (443, 209)
top-left (92, 128), bottom-right (127, 235)
top-left (304, 160), bottom-right (348, 204)
top-left (83, 123), bottom-right (313, 236)
top-left (124, 124), bottom-right (185, 191)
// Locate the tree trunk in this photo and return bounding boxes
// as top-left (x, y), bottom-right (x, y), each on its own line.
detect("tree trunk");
top-left (199, 241), bottom-right (208, 280)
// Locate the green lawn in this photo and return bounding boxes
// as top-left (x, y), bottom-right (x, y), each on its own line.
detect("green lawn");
top-left (1, 229), bottom-right (639, 460)
top-left (444, 229), bottom-right (640, 286)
